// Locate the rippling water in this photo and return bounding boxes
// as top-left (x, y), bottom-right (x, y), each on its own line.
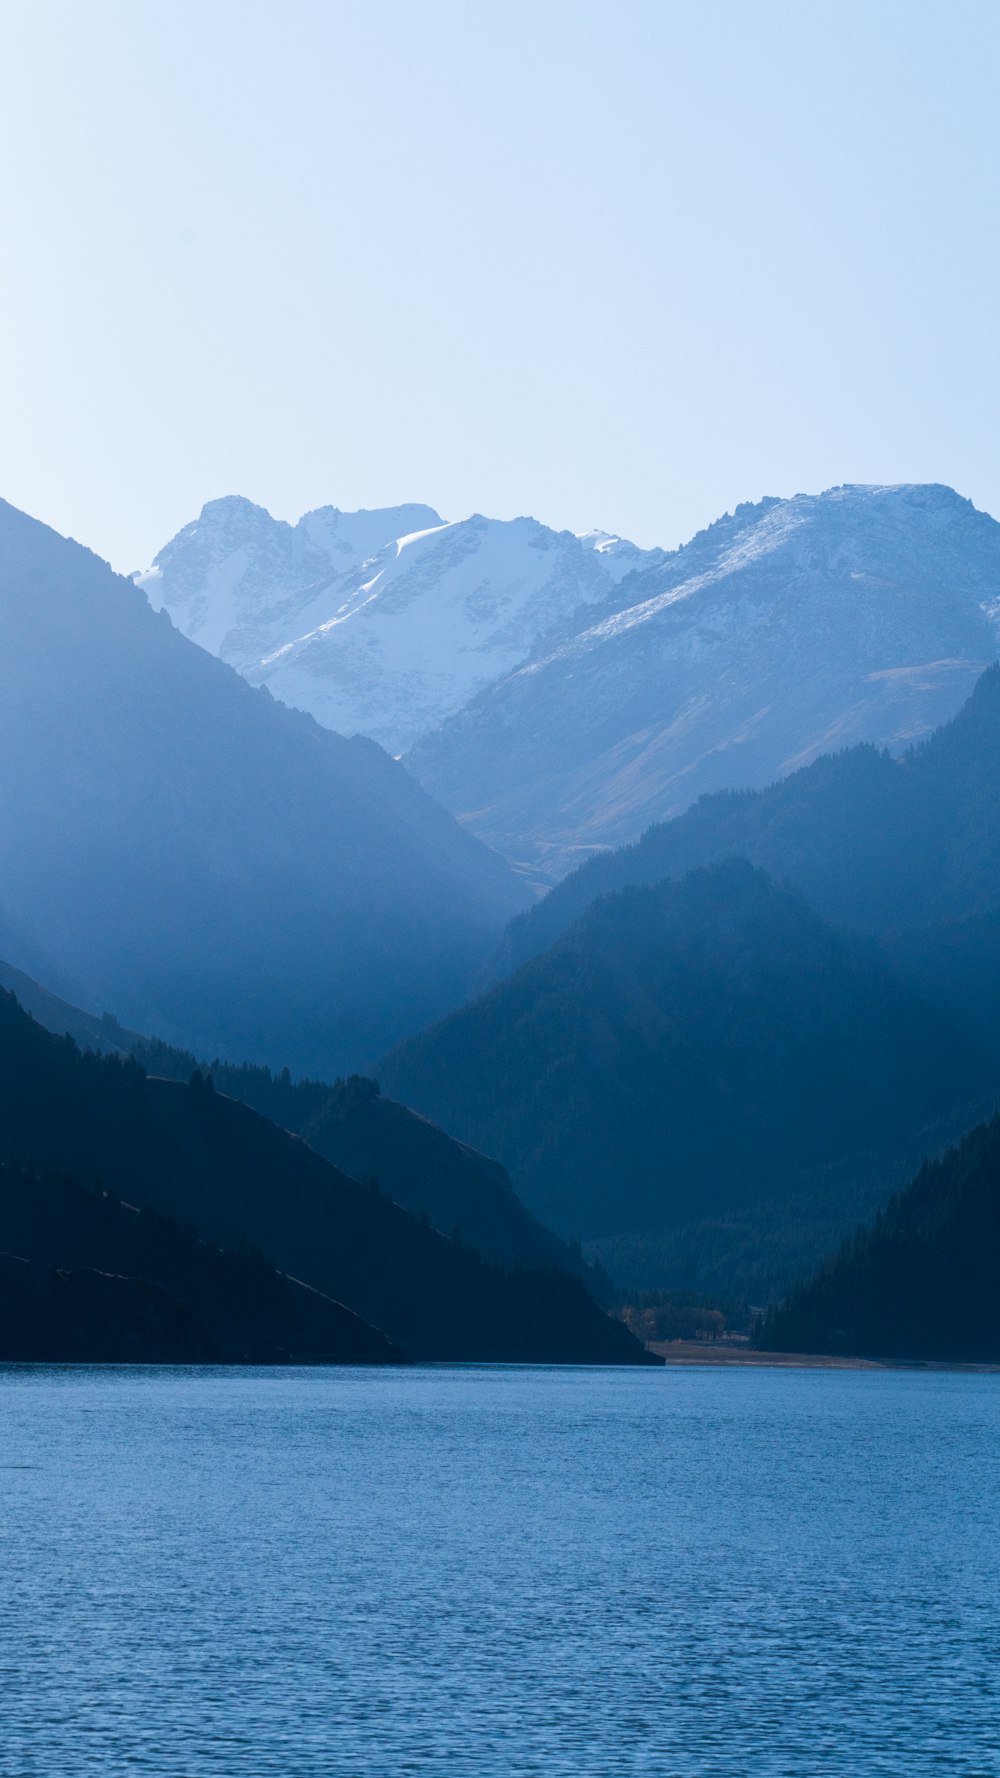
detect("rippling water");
top-left (2, 1363), bottom-right (998, 1776)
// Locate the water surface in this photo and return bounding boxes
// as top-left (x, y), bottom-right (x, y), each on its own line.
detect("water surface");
top-left (2, 1363), bottom-right (998, 1776)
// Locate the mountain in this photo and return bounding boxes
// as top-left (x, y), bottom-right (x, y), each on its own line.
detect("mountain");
top-left (0, 963), bottom-right (591, 1278)
top-left (0, 990), bottom-right (653, 1363)
top-left (0, 1160), bottom-right (397, 1363)
top-left (0, 1243), bottom-right (216, 1364)
top-left (380, 860), bottom-right (986, 1241)
top-left (587, 1087), bottom-right (1000, 1306)
top-left (134, 1040), bottom-right (590, 1275)
top-left (0, 959), bottom-right (142, 1057)
top-left (407, 484), bottom-right (1000, 875)
top-left (0, 497), bottom-right (529, 1075)
top-left (138, 497), bottom-right (651, 756)
top-left (758, 1117), bottom-right (1000, 1362)
top-left (493, 664), bottom-right (1000, 1059)
top-left (299, 1075), bottom-right (587, 1275)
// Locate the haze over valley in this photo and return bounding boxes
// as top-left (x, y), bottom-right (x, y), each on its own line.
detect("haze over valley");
top-left (1, 473), bottom-right (1000, 1368)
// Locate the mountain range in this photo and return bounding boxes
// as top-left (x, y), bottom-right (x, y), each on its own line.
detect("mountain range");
top-left (0, 497), bottom-right (528, 1076)
top-left (0, 962), bottom-right (586, 1281)
top-left (142, 483), bottom-right (1000, 879)
top-left (7, 482), bottom-right (1000, 1363)
top-left (378, 662), bottom-right (1000, 1312)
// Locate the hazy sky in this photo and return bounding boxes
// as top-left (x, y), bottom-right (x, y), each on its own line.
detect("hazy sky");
top-left (1, 0), bottom-right (997, 569)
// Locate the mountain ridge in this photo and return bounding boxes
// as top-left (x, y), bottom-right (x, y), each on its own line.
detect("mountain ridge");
top-left (381, 859), bottom-right (986, 1242)
top-left (139, 496), bottom-right (653, 755)
top-left (408, 482), bottom-right (1000, 873)
top-left (0, 496), bottom-right (529, 1075)
top-left (0, 988), bottom-right (651, 1364)
top-left (492, 662), bottom-right (1000, 993)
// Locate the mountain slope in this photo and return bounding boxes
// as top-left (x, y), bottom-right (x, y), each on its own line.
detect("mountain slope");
top-left (299, 1075), bottom-right (587, 1275)
top-left (0, 959), bottom-right (142, 1056)
top-left (0, 1160), bottom-right (397, 1363)
top-left (0, 991), bottom-right (652, 1364)
top-left (139, 498), bottom-right (651, 755)
top-left (0, 497), bottom-right (529, 1075)
top-left (0, 1245), bottom-right (217, 1364)
top-left (0, 964), bottom-right (589, 1278)
top-left (758, 1117), bottom-right (1000, 1362)
top-left (407, 484), bottom-right (1000, 875)
top-left (493, 665), bottom-right (1000, 1058)
top-left (381, 861), bottom-right (986, 1241)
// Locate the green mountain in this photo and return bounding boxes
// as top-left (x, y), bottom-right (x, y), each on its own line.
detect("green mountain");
top-left (758, 1117), bottom-right (1000, 1362)
top-left (0, 959), bottom-right (143, 1058)
top-left (381, 861), bottom-right (986, 1242)
top-left (0, 990), bottom-right (652, 1364)
top-left (0, 497), bottom-right (529, 1076)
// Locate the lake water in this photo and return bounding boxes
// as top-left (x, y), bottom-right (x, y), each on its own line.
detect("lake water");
top-left (2, 1363), bottom-right (998, 1776)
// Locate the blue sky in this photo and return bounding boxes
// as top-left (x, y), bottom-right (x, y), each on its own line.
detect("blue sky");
top-left (0, 0), bottom-right (997, 568)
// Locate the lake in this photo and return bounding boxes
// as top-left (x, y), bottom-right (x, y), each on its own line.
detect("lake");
top-left (2, 1363), bottom-right (998, 1776)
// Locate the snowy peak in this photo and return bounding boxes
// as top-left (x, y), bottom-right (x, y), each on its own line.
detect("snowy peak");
top-left (138, 499), bottom-right (656, 753)
top-left (137, 480), bottom-right (1000, 879)
top-left (296, 501), bottom-right (444, 567)
top-left (136, 496), bottom-right (445, 668)
top-left (405, 482), bottom-right (1000, 876)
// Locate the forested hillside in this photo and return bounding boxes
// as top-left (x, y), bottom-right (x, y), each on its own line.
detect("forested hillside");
top-left (0, 992), bottom-right (651, 1363)
top-left (758, 1118), bottom-right (1000, 1362)
top-left (0, 1160), bottom-right (396, 1363)
top-left (382, 861), bottom-right (985, 1240)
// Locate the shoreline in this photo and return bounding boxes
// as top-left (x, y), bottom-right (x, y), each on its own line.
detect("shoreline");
top-left (647, 1340), bottom-right (1000, 1373)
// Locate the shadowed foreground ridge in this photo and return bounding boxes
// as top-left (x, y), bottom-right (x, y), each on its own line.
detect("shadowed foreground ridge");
top-left (0, 991), bottom-right (655, 1364)
top-left (0, 1160), bottom-right (397, 1363)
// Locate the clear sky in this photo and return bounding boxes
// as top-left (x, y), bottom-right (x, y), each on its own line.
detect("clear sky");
top-left (0, 0), bottom-right (997, 570)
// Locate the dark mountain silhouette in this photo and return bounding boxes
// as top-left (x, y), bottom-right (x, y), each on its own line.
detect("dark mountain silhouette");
top-left (494, 665), bottom-right (1000, 988)
top-left (0, 1245), bottom-right (217, 1364)
top-left (758, 1117), bottom-right (1000, 1362)
top-left (0, 967), bottom-right (593, 1279)
top-left (0, 498), bottom-right (529, 1076)
top-left (381, 861), bottom-right (987, 1241)
top-left (0, 959), bottom-right (143, 1057)
top-left (0, 991), bottom-right (653, 1363)
top-left (0, 1160), bottom-right (397, 1363)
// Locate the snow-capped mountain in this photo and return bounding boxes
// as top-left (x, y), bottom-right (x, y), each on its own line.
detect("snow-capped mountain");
top-left (138, 498), bottom-right (653, 754)
top-left (406, 484), bottom-right (1000, 876)
top-left (140, 484), bottom-right (1000, 882)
